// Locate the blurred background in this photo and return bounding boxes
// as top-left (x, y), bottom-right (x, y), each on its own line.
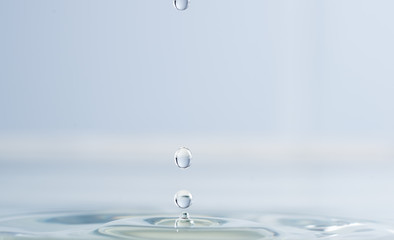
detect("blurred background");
top-left (0, 0), bottom-right (394, 220)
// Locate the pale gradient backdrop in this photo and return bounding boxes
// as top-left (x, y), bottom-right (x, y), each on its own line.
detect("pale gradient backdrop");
top-left (0, 0), bottom-right (394, 220)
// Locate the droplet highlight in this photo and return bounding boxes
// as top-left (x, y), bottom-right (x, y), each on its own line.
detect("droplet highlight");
top-left (174, 190), bottom-right (192, 209)
top-left (174, 147), bottom-right (192, 169)
top-left (173, 0), bottom-right (189, 11)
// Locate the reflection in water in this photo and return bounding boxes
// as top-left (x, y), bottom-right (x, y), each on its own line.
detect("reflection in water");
top-left (0, 212), bottom-right (393, 239)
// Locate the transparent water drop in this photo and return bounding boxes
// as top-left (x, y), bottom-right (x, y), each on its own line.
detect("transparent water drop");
top-left (173, 0), bottom-right (189, 11)
top-left (174, 147), bottom-right (192, 169)
top-left (174, 190), bottom-right (192, 209)
top-left (179, 212), bottom-right (190, 220)
top-left (175, 212), bottom-right (194, 228)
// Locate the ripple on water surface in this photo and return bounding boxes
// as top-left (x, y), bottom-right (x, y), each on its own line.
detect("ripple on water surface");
top-left (0, 212), bottom-right (393, 239)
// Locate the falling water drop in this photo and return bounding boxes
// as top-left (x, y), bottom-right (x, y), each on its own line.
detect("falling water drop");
top-left (174, 147), bottom-right (192, 169)
top-left (174, 190), bottom-right (192, 209)
top-left (173, 0), bottom-right (190, 11)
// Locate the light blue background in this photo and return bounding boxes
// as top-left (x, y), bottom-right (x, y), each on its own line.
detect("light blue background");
top-left (1, 0), bottom-right (393, 137)
top-left (1, 0), bottom-right (394, 219)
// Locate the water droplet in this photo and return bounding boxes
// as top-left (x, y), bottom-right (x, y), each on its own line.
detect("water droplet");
top-left (173, 0), bottom-right (189, 11)
top-left (175, 212), bottom-right (194, 228)
top-left (174, 147), bottom-right (192, 169)
top-left (179, 212), bottom-right (190, 219)
top-left (174, 190), bottom-right (192, 209)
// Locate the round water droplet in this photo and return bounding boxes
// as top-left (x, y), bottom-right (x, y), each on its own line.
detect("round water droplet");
top-left (174, 190), bottom-right (192, 209)
top-left (179, 212), bottom-right (190, 220)
top-left (175, 212), bottom-right (194, 228)
top-left (174, 147), bottom-right (192, 169)
top-left (173, 0), bottom-right (189, 11)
